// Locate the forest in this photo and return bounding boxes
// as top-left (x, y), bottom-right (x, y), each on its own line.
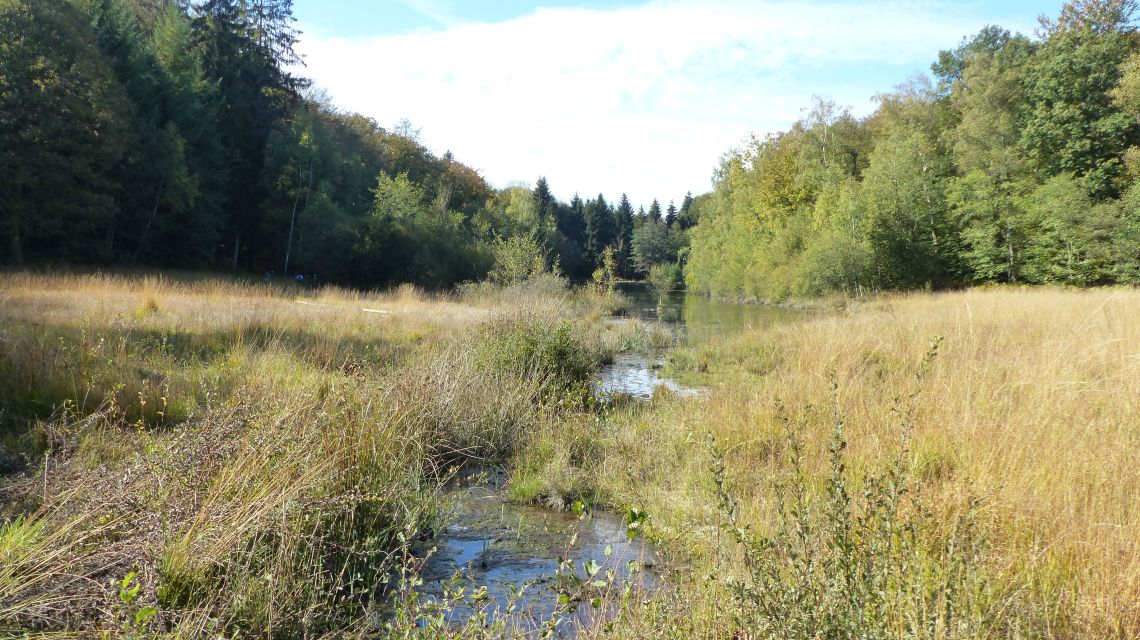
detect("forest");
top-left (10, 1), bottom-right (1140, 300)
top-left (0, 0), bottom-right (692, 289)
top-left (686, 2), bottom-right (1140, 299)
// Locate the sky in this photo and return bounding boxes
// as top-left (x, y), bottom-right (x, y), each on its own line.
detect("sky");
top-left (294, 0), bottom-right (1062, 207)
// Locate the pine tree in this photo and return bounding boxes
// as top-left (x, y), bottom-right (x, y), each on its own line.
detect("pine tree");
top-left (151, 3), bottom-right (228, 264)
top-left (584, 193), bottom-right (616, 266)
top-left (192, 0), bottom-right (302, 267)
top-left (647, 199), bottom-right (662, 222)
top-left (615, 193), bottom-right (635, 276)
top-left (665, 200), bottom-right (677, 227)
top-left (678, 191), bottom-right (696, 229)
top-left (533, 176), bottom-right (555, 224)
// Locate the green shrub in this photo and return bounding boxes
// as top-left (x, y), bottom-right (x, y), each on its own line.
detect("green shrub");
top-left (475, 314), bottom-right (598, 393)
top-left (647, 262), bottom-right (682, 298)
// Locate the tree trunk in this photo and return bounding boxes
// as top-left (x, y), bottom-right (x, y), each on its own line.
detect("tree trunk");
top-left (232, 230), bottom-right (241, 270)
top-left (283, 151), bottom-right (315, 275)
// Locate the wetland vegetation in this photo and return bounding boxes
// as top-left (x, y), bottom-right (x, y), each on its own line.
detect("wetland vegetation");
top-left (2, 274), bottom-right (1137, 638)
top-left (3, 0), bottom-right (1140, 637)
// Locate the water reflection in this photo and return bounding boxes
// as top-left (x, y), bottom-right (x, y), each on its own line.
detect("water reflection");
top-left (594, 284), bottom-right (804, 400)
top-left (615, 282), bottom-right (802, 340)
top-left (593, 352), bottom-right (702, 400)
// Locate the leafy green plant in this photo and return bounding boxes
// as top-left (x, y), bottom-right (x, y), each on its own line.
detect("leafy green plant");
top-left (115, 571), bottom-right (159, 638)
top-left (490, 235), bottom-right (550, 286)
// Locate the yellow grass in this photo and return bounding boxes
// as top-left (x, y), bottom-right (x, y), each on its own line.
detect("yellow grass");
top-left (0, 271), bottom-right (614, 637)
top-left (578, 287), bottom-right (1140, 637)
top-left (5, 272), bottom-right (1136, 637)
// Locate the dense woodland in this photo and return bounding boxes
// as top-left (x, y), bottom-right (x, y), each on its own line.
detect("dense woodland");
top-left (4, 0), bottom-right (1140, 296)
top-left (0, 0), bottom-right (691, 288)
top-left (686, 0), bottom-right (1140, 299)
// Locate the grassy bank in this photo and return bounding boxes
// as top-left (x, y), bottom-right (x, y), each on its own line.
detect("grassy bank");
top-left (518, 287), bottom-right (1138, 638)
top-left (3, 275), bottom-right (1137, 638)
top-left (0, 272), bottom-right (642, 637)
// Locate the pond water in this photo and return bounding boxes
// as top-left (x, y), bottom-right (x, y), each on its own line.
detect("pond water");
top-left (614, 282), bottom-right (804, 341)
top-left (593, 352), bottom-right (703, 399)
top-left (594, 283), bottom-right (805, 399)
top-left (418, 470), bottom-right (656, 635)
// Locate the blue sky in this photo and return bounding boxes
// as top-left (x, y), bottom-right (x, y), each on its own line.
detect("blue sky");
top-left (294, 1), bottom-right (1064, 205)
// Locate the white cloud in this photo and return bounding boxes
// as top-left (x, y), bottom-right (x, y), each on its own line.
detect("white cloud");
top-left (297, 0), bottom-right (1028, 205)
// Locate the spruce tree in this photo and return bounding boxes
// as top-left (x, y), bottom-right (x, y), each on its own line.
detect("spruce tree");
top-left (647, 199), bottom-right (662, 223)
top-left (584, 193), bottom-right (616, 266)
top-left (678, 191), bottom-right (696, 229)
top-left (665, 200), bottom-right (677, 227)
top-left (615, 193), bottom-right (635, 276)
top-left (191, 0), bottom-right (301, 268)
top-left (533, 176), bottom-right (555, 225)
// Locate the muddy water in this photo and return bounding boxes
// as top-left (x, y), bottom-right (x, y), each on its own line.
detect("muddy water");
top-left (420, 470), bottom-right (656, 635)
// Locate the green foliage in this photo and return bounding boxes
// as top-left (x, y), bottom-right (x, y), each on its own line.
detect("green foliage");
top-left (0, 0), bottom-right (653, 291)
top-left (584, 194), bottom-right (616, 267)
top-left (0, 0), bottom-right (129, 264)
top-left (490, 235), bottom-right (549, 285)
top-left (631, 219), bottom-right (679, 275)
top-left (116, 571), bottom-right (159, 637)
top-left (647, 262), bottom-right (681, 298)
top-left (861, 127), bottom-right (958, 289)
top-left (1020, 27), bottom-right (1137, 198)
top-left (592, 246), bottom-right (619, 295)
top-left (686, 4), bottom-right (1140, 298)
top-left (476, 315), bottom-right (598, 394)
top-left (10, 0), bottom-right (1140, 298)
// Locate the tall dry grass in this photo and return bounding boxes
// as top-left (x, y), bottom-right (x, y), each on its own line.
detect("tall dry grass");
top-left (0, 271), bottom-right (612, 637)
top-left (572, 287), bottom-right (1138, 638)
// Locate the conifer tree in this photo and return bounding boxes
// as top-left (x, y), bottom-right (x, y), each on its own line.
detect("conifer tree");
top-left (584, 193), bottom-right (615, 266)
top-left (615, 193), bottom-right (635, 276)
top-left (191, 0), bottom-right (301, 267)
top-left (647, 199), bottom-right (662, 223)
top-left (533, 176), bottom-right (556, 224)
top-left (678, 191), bottom-right (696, 229)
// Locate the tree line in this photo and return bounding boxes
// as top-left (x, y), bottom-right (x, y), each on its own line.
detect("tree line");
top-left (0, 0), bottom-right (692, 288)
top-left (12, 0), bottom-right (1134, 298)
top-left (685, 0), bottom-right (1140, 299)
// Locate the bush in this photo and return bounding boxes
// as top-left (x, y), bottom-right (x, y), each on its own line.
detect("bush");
top-left (475, 313), bottom-right (598, 392)
top-left (489, 235), bottom-right (548, 285)
top-left (647, 262), bottom-right (682, 298)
